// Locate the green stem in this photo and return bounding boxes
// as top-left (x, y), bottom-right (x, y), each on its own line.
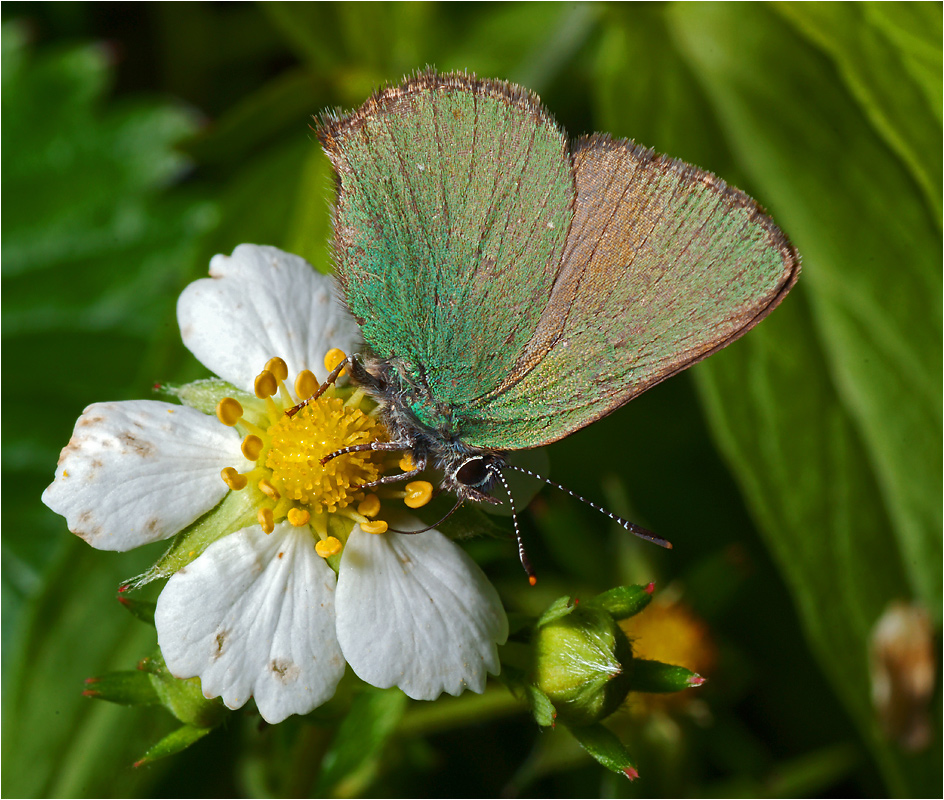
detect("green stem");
top-left (399, 685), bottom-right (524, 737)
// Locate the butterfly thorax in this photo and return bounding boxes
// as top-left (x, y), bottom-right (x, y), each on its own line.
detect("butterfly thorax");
top-left (349, 354), bottom-right (506, 503)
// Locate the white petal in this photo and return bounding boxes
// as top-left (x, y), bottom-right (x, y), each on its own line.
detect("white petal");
top-left (336, 521), bottom-right (508, 700)
top-left (42, 401), bottom-right (244, 551)
top-left (177, 244), bottom-right (362, 392)
top-left (155, 523), bottom-right (345, 724)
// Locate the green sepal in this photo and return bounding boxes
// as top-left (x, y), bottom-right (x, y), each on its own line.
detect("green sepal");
top-left (525, 685), bottom-right (557, 728)
top-left (535, 595), bottom-right (576, 628)
top-left (567, 722), bottom-right (639, 780)
top-left (145, 651), bottom-right (227, 728)
top-left (136, 654), bottom-right (163, 675)
top-left (133, 724), bottom-right (213, 768)
top-left (117, 594), bottom-right (156, 626)
top-left (631, 659), bottom-right (705, 694)
top-left (82, 671), bottom-right (160, 706)
top-left (497, 660), bottom-right (557, 727)
top-left (584, 583), bottom-right (654, 620)
top-left (159, 378), bottom-right (267, 427)
top-left (127, 487), bottom-right (260, 588)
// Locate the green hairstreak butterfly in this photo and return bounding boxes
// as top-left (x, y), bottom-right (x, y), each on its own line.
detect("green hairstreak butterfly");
top-left (315, 71), bottom-right (799, 572)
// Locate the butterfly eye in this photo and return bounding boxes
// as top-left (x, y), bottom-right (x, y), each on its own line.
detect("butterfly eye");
top-left (455, 456), bottom-right (491, 487)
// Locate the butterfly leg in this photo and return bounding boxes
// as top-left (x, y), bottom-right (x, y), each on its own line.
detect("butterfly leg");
top-left (356, 450), bottom-right (429, 490)
top-left (319, 440), bottom-right (428, 489)
top-left (287, 354), bottom-right (352, 417)
top-left (319, 439), bottom-right (410, 466)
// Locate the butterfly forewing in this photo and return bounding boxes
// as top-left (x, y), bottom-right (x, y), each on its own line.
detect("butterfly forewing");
top-left (318, 73), bottom-right (574, 415)
top-left (458, 135), bottom-right (799, 449)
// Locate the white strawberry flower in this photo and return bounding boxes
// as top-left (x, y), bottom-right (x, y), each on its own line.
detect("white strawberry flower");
top-left (42, 244), bottom-right (508, 724)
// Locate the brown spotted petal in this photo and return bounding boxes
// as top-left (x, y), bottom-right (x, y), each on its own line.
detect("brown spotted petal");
top-left (155, 522), bottom-right (344, 724)
top-left (42, 400), bottom-right (247, 551)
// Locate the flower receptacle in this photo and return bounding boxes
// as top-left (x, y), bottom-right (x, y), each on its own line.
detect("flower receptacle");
top-left (532, 604), bottom-right (635, 727)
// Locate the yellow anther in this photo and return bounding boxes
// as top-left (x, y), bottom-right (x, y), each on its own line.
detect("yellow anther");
top-left (265, 357), bottom-right (288, 381)
top-left (287, 507), bottom-right (311, 527)
top-left (257, 507), bottom-right (275, 534)
top-left (254, 369), bottom-right (278, 399)
top-left (315, 536), bottom-right (342, 558)
top-left (399, 453), bottom-right (416, 472)
top-left (216, 397), bottom-right (243, 427)
top-left (295, 370), bottom-right (319, 401)
top-left (258, 478), bottom-right (281, 500)
top-left (361, 520), bottom-right (388, 535)
top-left (221, 467), bottom-right (248, 491)
top-left (324, 348), bottom-right (347, 375)
top-left (358, 493), bottom-right (381, 518)
top-left (241, 434), bottom-right (263, 461)
top-left (404, 480), bottom-right (434, 509)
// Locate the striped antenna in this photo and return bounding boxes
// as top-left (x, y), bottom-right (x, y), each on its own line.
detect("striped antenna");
top-left (490, 465), bottom-right (537, 585)
top-left (503, 464), bottom-right (673, 550)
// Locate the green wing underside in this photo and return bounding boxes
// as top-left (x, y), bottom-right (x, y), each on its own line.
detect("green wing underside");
top-left (319, 72), bottom-right (573, 413)
top-left (320, 73), bottom-right (799, 451)
top-left (461, 136), bottom-right (800, 448)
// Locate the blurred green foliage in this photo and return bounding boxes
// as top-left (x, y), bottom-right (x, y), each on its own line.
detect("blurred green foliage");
top-left (2, 2), bottom-right (940, 797)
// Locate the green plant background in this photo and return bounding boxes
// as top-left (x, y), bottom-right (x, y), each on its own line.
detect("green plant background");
top-left (2, 2), bottom-right (940, 797)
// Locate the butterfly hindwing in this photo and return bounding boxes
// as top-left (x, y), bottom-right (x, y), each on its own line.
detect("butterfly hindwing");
top-left (456, 134), bottom-right (800, 449)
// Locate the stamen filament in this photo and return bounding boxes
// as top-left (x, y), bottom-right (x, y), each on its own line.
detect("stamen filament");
top-left (238, 418), bottom-right (267, 439)
top-left (345, 388), bottom-right (366, 408)
top-left (310, 512), bottom-right (329, 539)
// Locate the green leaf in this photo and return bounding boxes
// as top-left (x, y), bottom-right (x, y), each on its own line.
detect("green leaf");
top-left (2, 539), bottom-right (171, 796)
top-left (134, 724), bottom-right (214, 768)
top-left (314, 688), bottom-right (408, 797)
top-left (285, 146), bottom-right (339, 274)
top-left (590, 5), bottom-right (941, 793)
top-left (566, 722), bottom-right (639, 780)
top-left (865, 3), bottom-right (942, 124)
top-left (669, 5), bottom-right (942, 621)
top-left (773, 3), bottom-right (942, 218)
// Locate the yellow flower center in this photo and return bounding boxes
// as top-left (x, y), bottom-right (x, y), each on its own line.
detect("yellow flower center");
top-left (213, 352), bottom-right (433, 563)
top-left (266, 394), bottom-right (382, 512)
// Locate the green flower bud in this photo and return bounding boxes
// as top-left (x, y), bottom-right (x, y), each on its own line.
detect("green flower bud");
top-left (531, 602), bottom-right (635, 727)
top-left (141, 650), bottom-right (226, 729)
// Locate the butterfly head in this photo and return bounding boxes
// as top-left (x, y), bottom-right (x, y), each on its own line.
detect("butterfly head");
top-left (346, 353), bottom-right (507, 505)
top-left (445, 452), bottom-right (506, 505)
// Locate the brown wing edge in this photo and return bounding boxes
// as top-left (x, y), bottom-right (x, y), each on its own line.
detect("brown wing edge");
top-left (311, 67), bottom-right (575, 319)
top-left (314, 68), bottom-right (563, 155)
